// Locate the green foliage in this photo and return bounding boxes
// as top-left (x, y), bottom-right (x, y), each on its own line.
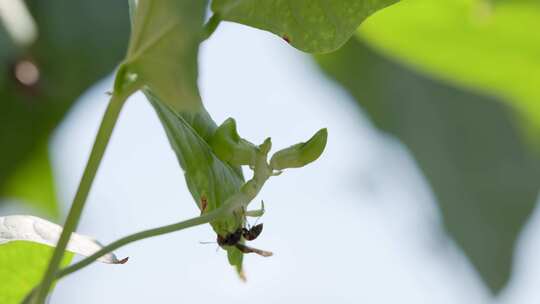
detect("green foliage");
top-left (0, 0), bottom-right (129, 213)
top-left (0, 1), bottom-right (128, 303)
top-left (120, 0), bottom-right (208, 110)
top-left (148, 91), bottom-right (327, 274)
top-left (1, 144), bottom-right (57, 217)
top-left (358, 0), bottom-right (540, 128)
top-left (131, 0), bottom-right (333, 272)
top-left (0, 242), bottom-right (71, 304)
top-left (316, 39), bottom-right (540, 293)
top-left (148, 92), bottom-right (246, 272)
top-left (210, 118), bottom-right (258, 167)
top-left (3, 0), bottom-right (533, 300)
top-left (211, 0), bottom-right (399, 53)
top-left (270, 128), bottom-right (327, 170)
top-left (25, 2), bottom-right (212, 298)
top-left (353, 1), bottom-right (540, 289)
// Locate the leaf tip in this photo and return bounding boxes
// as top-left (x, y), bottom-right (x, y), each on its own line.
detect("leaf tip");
top-left (117, 257), bottom-right (129, 264)
top-left (239, 270), bottom-right (247, 282)
top-left (282, 35), bottom-right (290, 43)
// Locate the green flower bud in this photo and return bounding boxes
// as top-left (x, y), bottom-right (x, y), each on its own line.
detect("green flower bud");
top-left (259, 137), bottom-right (272, 155)
top-left (269, 128), bottom-right (327, 170)
top-left (210, 118), bottom-right (258, 166)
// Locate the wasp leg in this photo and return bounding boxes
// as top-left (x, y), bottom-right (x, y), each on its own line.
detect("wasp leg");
top-left (235, 243), bottom-right (273, 257)
top-left (245, 200), bottom-right (265, 217)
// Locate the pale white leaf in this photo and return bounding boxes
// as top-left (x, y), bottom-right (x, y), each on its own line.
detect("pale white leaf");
top-left (0, 215), bottom-right (127, 264)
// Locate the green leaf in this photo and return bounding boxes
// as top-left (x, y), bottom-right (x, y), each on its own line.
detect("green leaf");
top-left (0, 242), bottom-right (72, 304)
top-left (0, 215), bottom-right (126, 264)
top-left (0, 213), bottom-right (126, 303)
top-left (1, 144), bottom-right (57, 217)
top-left (210, 118), bottom-right (258, 167)
top-left (0, 1), bottom-right (129, 301)
top-left (316, 39), bottom-right (540, 293)
top-left (0, 1), bottom-right (129, 211)
top-left (211, 0), bottom-right (399, 53)
top-left (146, 91), bottom-right (246, 271)
top-left (270, 128), bottom-right (328, 170)
top-left (120, 0), bottom-right (208, 111)
top-left (358, 0), bottom-right (540, 129)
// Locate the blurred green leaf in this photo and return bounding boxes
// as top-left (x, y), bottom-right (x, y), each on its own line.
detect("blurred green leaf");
top-left (316, 39), bottom-right (540, 293)
top-left (0, 143), bottom-right (57, 217)
top-left (121, 0), bottom-right (207, 111)
top-left (147, 91), bottom-right (246, 273)
top-left (358, 0), bottom-right (540, 128)
top-left (0, 0), bottom-right (129, 211)
top-left (211, 0), bottom-right (399, 53)
top-left (0, 242), bottom-right (72, 304)
top-left (0, 1), bottom-right (129, 302)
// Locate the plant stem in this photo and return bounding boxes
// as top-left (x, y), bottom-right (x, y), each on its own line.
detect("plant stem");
top-left (202, 14), bottom-right (221, 41)
top-left (27, 111), bottom-right (274, 301)
top-left (56, 207), bottom-right (226, 279)
top-left (54, 148), bottom-right (271, 282)
top-left (32, 88), bottom-right (135, 303)
top-left (55, 185), bottom-right (249, 281)
top-left (128, 0), bottom-right (137, 24)
top-left (21, 209), bottom-right (227, 303)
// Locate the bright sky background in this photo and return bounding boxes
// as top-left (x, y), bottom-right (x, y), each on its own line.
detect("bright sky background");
top-left (37, 22), bottom-right (540, 304)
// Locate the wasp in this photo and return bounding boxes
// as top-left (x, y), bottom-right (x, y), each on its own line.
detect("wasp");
top-left (217, 223), bottom-right (272, 257)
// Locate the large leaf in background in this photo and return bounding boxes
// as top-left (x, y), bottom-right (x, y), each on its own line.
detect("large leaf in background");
top-left (1, 143), bottom-right (57, 217)
top-left (0, 0), bottom-right (129, 213)
top-left (316, 39), bottom-right (540, 293)
top-left (122, 0), bottom-right (207, 111)
top-left (358, 0), bottom-right (540, 129)
top-left (0, 1), bottom-right (129, 302)
top-left (211, 0), bottom-right (399, 53)
top-left (147, 91), bottom-right (246, 273)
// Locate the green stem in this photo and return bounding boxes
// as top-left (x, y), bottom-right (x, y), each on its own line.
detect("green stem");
top-left (128, 0), bottom-right (137, 25)
top-left (26, 120), bottom-right (274, 302)
top-left (56, 207), bottom-right (226, 279)
top-left (53, 147), bottom-right (271, 282)
top-left (21, 210), bottom-right (221, 304)
top-left (54, 184), bottom-right (249, 281)
top-left (31, 87), bottom-right (136, 303)
top-left (202, 14), bottom-right (221, 41)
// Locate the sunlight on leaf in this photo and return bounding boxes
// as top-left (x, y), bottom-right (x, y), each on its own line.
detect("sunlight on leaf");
top-left (358, 0), bottom-right (540, 129)
top-left (0, 242), bottom-right (71, 304)
top-left (212, 0), bottom-right (399, 53)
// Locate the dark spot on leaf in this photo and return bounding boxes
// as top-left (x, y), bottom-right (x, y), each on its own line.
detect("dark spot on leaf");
top-left (200, 195), bottom-right (208, 214)
top-left (282, 35), bottom-right (290, 43)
